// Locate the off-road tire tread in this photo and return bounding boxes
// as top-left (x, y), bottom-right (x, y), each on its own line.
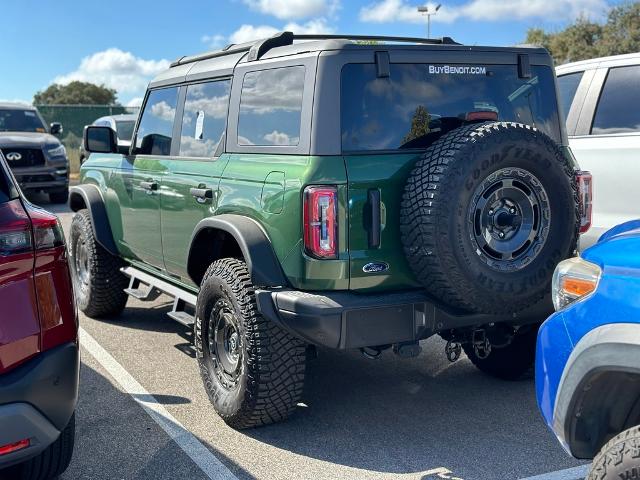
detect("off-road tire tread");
top-left (588, 425), bottom-right (640, 480)
top-left (196, 258), bottom-right (306, 429)
top-left (400, 121), bottom-right (579, 314)
top-left (71, 209), bottom-right (128, 318)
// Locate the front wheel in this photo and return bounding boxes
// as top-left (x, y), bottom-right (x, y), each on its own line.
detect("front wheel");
top-left (195, 258), bottom-right (307, 429)
top-left (69, 209), bottom-right (128, 318)
top-left (588, 425), bottom-right (640, 480)
top-left (462, 325), bottom-right (539, 380)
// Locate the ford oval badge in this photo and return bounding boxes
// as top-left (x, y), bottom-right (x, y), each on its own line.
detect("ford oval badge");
top-left (363, 262), bottom-right (389, 274)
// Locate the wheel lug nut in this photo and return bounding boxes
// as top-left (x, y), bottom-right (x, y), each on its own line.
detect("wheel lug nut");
top-left (499, 232), bottom-right (505, 238)
top-left (509, 208), bottom-right (516, 214)
top-left (488, 209), bottom-right (494, 216)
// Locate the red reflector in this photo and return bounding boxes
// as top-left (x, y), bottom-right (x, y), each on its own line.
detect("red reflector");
top-left (0, 439), bottom-right (30, 456)
top-left (465, 110), bottom-right (498, 122)
top-left (303, 186), bottom-right (338, 259)
top-left (576, 171), bottom-right (593, 234)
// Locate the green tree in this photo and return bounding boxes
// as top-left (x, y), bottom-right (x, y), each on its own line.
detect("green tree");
top-left (525, 3), bottom-right (640, 64)
top-left (34, 81), bottom-right (119, 105)
top-left (402, 105), bottom-right (431, 145)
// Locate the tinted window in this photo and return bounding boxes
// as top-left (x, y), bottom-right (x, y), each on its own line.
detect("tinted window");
top-left (557, 72), bottom-right (584, 122)
top-left (179, 80), bottom-right (230, 157)
top-left (135, 87), bottom-right (179, 155)
top-left (0, 159), bottom-right (17, 204)
top-left (341, 64), bottom-right (561, 151)
top-left (115, 120), bottom-right (135, 141)
top-left (0, 109), bottom-right (46, 133)
top-left (592, 66), bottom-right (640, 135)
top-left (238, 66), bottom-right (304, 146)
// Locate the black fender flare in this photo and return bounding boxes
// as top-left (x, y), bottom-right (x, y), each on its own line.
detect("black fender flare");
top-left (68, 185), bottom-right (119, 256)
top-left (187, 214), bottom-right (288, 287)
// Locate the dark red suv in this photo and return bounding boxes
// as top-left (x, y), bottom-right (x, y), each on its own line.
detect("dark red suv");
top-left (0, 152), bottom-right (78, 479)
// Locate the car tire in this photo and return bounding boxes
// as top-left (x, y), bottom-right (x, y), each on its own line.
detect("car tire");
top-left (5, 413), bottom-right (75, 480)
top-left (588, 425), bottom-right (640, 480)
top-left (48, 188), bottom-right (69, 204)
top-left (401, 122), bottom-right (578, 314)
top-left (69, 209), bottom-right (128, 318)
top-left (195, 258), bottom-right (307, 429)
top-left (462, 325), bottom-right (538, 380)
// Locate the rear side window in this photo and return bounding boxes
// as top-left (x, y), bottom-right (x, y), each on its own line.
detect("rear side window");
top-left (238, 66), bottom-right (305, 146)
top-left (557, 72), bottom-right (584, 122)
top-left (135, 87), bottom-right (179, 155)
top-left (341, 64), bottom-right (561, 151)
top-left (592, 65), bottom-right (640, 135)
top-left (179, 80), bottom-right (230, 157)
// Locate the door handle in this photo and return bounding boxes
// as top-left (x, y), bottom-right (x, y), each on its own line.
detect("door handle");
top-left (190, 187), bottom-right (213, 203)
top-left (140, 181), bottom-right (158, 191)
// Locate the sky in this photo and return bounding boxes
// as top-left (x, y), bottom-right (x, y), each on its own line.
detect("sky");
top-left (0, 0), bottom-right (623, 106)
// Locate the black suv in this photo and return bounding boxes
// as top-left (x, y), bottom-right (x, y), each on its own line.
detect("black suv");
top-left (0, 103), bottom-right (69, 203)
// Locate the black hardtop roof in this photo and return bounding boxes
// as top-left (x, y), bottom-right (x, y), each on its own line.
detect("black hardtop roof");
top-left (149, 31), bottom-right (550, 88)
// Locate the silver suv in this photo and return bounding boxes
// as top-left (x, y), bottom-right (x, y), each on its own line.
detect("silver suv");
top-left (0, 102), bottom-right (69, 203)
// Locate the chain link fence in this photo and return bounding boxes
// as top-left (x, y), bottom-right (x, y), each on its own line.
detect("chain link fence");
top-left (35, 104), bottom-right (140, 174)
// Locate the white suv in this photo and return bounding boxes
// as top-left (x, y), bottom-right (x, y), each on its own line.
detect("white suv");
top-left (557, 52), bottom-right (640, 249)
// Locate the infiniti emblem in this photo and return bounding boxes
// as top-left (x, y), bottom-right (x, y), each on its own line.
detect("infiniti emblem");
top-left (5, 152), bottom-right (22, 161)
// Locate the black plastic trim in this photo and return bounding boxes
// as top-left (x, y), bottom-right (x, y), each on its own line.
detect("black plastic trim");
top-left (69, 184), bottom-right (119, 255)
top-left (0, 342), bottom-right (79, 431)
top-left (255, 289), bottom-right (548, 349)
top-left (187, 214), bottom-right (288, 287)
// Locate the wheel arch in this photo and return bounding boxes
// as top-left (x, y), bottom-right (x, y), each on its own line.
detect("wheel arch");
top-left (187, 214), bottom-right (288, 288)
top-left (554, 324), bottom-right (640, 459)
top-left (69, 185), bottom-right (119, 256)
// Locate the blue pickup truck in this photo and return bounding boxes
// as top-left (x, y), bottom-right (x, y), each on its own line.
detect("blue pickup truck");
top-left (536, 220), bottom-right (640, 479)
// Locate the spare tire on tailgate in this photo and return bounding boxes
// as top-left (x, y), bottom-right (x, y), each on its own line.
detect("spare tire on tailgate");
top-left (400, 122), bottom-right (578, 315)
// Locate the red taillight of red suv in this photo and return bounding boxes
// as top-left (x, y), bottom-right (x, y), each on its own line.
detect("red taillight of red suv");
top-left (576, 171), bottom-right (593, 234)
top-left (303, 186), bottom-right (338, 259)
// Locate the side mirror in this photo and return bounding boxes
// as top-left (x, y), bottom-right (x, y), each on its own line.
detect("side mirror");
top-left (83, 126), bottom-right (118, 154)
top-left (50, 122), bottom-right (63, 135)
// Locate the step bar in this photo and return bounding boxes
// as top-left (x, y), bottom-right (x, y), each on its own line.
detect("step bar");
top-left (121, 266), bottom-right (197, 327)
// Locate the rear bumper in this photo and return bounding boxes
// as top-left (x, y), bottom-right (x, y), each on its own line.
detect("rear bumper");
top-left (0, 342), bottom-right (79, 468)
top-left (256, 289), bottom-right (550, 349)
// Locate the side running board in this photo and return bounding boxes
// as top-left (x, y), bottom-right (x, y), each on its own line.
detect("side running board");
top-left (121, 266), bottom-right (197, 327)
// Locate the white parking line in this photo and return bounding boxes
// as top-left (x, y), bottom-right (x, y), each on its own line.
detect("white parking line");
top-left (79, 327), bottom-right (238, 480)
top-left (518, 464), bottom-right (590, 480)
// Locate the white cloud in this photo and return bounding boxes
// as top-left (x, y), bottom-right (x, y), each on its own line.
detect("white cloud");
top-left (263, 130), bottom-right (298, 145)
top-left (359, 0), bottom-right (608, 24)
top-left (227, 18), bottom-right (334, 45)
top-left (151, 101), bottom-right (175, 121)
top-left (126, 97), bottom-right (143, 108)
top-left (53, 48), bottom-right (170, 96)
top-left (0, 99), bottom-right (31, 106)
top-left (201, 34), bottom-right (227, 49)
top-left (242, 0), bottom-right (339, 20)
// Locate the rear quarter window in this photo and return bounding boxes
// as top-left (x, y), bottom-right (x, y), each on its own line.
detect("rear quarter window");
top-left (557, 71), bottom-right (584, 122)
top-left (341, 64), bottom-right (561, 151)
top-left (237, 66), bottom-right (305, 146)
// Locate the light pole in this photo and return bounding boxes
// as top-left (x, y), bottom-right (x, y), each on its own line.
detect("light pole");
top-left (417, 3), bottom-right (441, 39)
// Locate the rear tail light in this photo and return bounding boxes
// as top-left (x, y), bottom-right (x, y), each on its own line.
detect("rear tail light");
top-left (0, 201), bottom-right (64, 257)
top-left (303, 186), bottom-right (338, 259)
top-left (0, 439), bottom-right (30, 456)
top-left (576, 171), bottom-right (592, 234)
top-left (28, 207), bottom-right (65, 250)
top-left (0, 200), bottom-right (32, 255)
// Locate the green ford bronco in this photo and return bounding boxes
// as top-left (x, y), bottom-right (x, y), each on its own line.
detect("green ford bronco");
top-left (71, 32), bottom-right (589, 428)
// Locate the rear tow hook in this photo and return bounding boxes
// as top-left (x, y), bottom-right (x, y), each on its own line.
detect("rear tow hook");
top-left (472, 329), bottom-right (492, 359)
top-left (445, 339), bottom-right (462, 362)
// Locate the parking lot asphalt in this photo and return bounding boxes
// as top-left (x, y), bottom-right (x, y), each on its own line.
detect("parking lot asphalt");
top-left (38, 197), bottom-right (589, 480)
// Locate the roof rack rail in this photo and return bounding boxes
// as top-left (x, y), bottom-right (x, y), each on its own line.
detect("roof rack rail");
top-left (170, 31), bottom-right (459, 68)
top-left (295, 34), bottom-right (459, 45)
